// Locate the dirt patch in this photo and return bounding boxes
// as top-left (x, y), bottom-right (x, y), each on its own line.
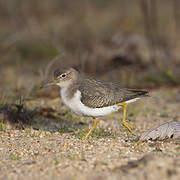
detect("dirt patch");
top-left (0, 88), bottom-right (179, 179)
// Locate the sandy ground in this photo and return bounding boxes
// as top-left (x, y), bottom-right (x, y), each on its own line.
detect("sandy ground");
top-left (0, 88), bottom-right (179, 180)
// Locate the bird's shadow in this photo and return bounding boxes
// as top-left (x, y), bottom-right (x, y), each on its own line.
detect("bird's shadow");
top-left (0, 103), bottom-right (86, 133)
top-left (0, 103), bottom-right (120, 139)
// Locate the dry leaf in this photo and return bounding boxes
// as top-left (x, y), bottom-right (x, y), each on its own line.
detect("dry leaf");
top-left (140, 121), bottom-right (180, 141)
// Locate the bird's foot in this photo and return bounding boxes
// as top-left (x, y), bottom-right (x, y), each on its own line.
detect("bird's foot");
top-left (122, 120), bottom-right (136, 136)
top-left (85, 118), bottom-right (98, 139)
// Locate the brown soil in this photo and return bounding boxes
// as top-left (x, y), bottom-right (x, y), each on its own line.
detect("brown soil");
top-left (0, 88), bottom-right (179, 180)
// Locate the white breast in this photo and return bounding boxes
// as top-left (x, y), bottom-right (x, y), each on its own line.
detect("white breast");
top-left (60, 89), bottom-right (139, 117)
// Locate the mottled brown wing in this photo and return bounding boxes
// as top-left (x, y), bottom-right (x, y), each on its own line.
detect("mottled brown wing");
top-left (79, 77), bottom-right (148, 108)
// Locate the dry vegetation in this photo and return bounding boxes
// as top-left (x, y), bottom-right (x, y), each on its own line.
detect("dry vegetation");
top-left (0, 0), bottom-right (180, 179)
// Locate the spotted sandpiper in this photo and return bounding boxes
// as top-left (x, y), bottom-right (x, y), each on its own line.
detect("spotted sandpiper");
top-left (42, 67), bottom-right (149, 139)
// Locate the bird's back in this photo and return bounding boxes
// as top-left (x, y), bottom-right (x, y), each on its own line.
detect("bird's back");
top-left (78, 76), bottom-right (149, 108)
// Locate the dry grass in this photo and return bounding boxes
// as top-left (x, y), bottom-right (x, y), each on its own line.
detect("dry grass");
top-left (0, 0), bottom-right (180, 90)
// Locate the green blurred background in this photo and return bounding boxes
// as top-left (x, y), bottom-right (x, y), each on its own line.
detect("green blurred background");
top-left (0, 0), bottom-right (179, 99)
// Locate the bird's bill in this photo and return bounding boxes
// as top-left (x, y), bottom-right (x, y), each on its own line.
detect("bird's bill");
top-left (40, 79), bottom-right (58, 89)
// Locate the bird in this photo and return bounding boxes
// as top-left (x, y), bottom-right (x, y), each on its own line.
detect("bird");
top-left (41, 67), bottom-right (149, 139)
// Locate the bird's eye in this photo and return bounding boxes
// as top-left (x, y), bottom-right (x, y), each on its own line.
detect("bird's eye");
top-left (61, 74), bottom-right (66, 78)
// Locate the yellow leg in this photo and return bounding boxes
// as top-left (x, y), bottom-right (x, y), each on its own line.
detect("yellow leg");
top-left (85, 118), bottom-right (98, 139)
top-left (118, 102), bottom-right (136, 136)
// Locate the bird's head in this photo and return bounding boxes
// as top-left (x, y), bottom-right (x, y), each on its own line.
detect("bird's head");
top-left (41, 67), bottom-right (79, 89)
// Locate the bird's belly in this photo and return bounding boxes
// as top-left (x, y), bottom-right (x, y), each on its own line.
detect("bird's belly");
top-left (60, 90), bottom-right (121, 117)
top-left (65, 101), bottom-right (120, 117)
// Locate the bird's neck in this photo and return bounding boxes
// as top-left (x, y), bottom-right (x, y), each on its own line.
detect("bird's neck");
top-left (60, 81), bottom-right (79, 100)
